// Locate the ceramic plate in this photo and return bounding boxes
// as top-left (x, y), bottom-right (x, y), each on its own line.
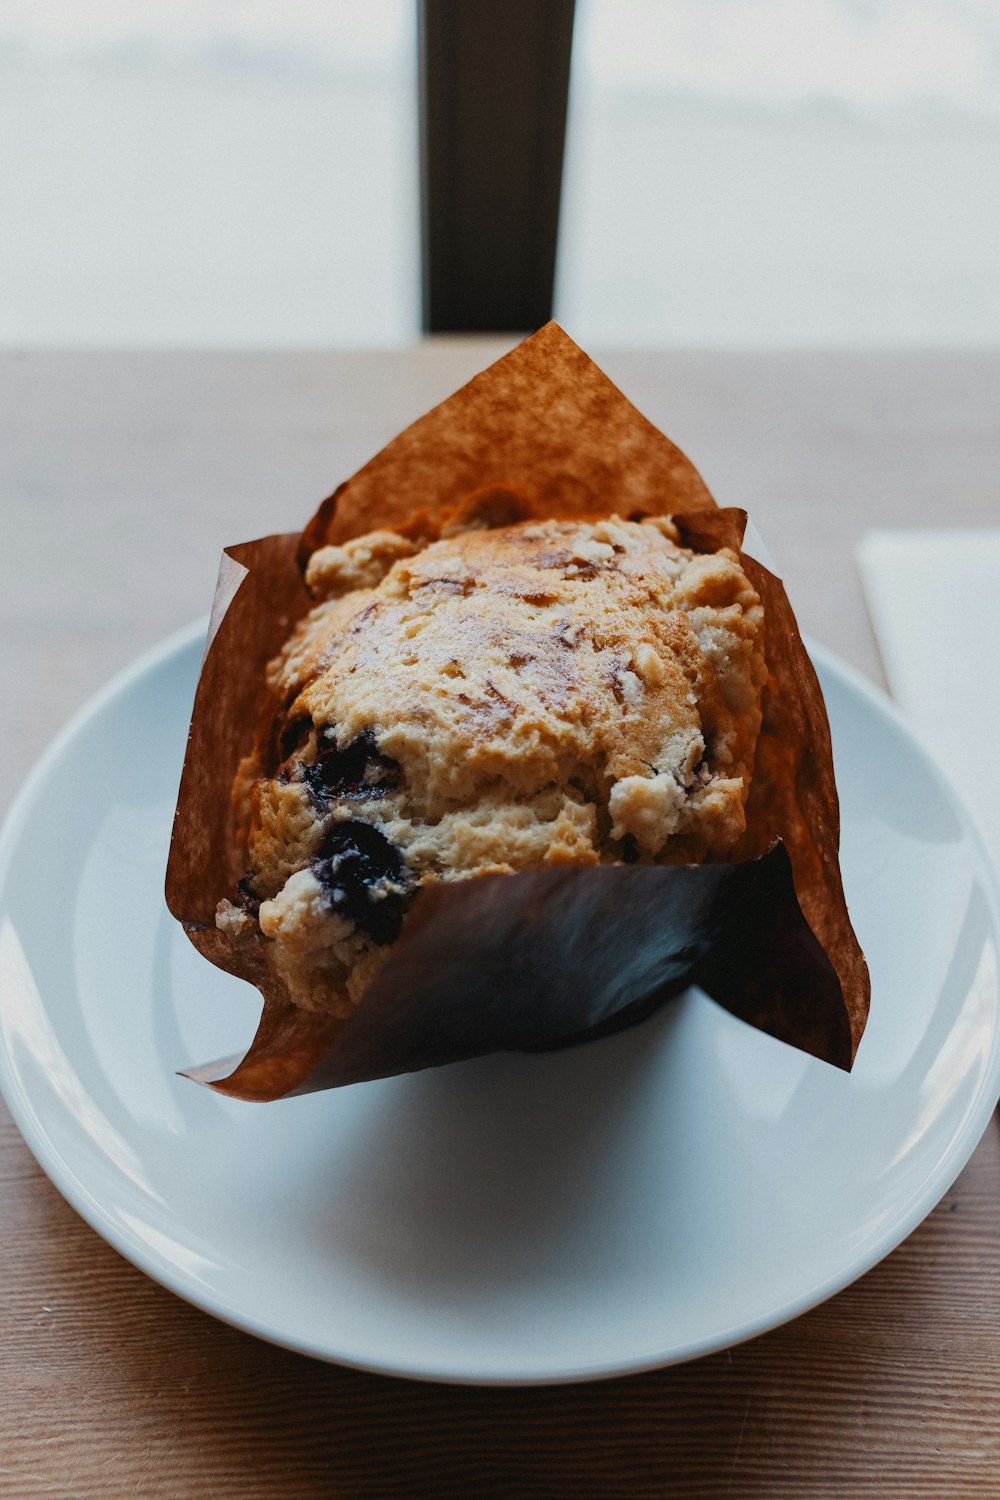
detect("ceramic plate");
top-left (1, 623), bottom-right (998, 1385)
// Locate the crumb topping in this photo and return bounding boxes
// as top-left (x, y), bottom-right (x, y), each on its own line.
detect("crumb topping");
top-left (219, 513), bottom-right (766, 1014)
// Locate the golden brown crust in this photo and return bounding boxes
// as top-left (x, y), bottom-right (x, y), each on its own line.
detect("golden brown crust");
top-left (230, 515), bottom-right (766, 1015)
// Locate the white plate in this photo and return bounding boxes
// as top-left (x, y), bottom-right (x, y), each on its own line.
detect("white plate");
top-left (1, 623), bottom-right (999, 1386)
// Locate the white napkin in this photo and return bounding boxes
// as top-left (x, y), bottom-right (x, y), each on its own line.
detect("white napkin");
top-left (858, 529), bottom-right (1000, 861)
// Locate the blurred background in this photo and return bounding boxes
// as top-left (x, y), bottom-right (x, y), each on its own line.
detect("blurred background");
top-left (2, 0), bottom-right (999, 347)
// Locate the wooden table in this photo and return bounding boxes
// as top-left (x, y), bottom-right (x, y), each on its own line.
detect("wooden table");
top-left (2, 345), bottom-right (999, 1497)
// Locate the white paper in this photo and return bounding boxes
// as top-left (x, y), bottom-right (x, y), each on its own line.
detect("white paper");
top-left (858, 528), bottom-right (1000, 862)
top-left (204, 551), bottom-right (250, 662)
top-left (741, 515), bottom-right (781, 578)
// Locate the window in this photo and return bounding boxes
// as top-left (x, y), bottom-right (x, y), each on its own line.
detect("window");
top-left (0, 1), bottom-right (419, 345)
top-left (557, 0), bottom-right (1000, 344)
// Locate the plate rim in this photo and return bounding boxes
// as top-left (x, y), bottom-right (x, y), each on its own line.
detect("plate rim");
top-left (1, 620), bottom-right (999, 1387)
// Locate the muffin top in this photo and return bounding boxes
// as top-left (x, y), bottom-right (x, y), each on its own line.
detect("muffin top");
top-left (220, 514), bottom-right (766, 1014)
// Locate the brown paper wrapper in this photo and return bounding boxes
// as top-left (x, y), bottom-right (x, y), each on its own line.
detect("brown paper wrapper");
top-left (166, 324), bottom-right (869, 1100)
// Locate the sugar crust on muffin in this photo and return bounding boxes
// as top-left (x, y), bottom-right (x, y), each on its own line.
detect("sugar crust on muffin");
top-left (216, 514), bottom-right (766, 1016)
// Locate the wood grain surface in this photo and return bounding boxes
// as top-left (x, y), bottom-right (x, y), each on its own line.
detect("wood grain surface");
top-left (2, 345), bottom-right (999, 1498)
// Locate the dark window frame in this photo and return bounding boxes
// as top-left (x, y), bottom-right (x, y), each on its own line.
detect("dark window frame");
top-left (419, 0), bottom-right (576, 334)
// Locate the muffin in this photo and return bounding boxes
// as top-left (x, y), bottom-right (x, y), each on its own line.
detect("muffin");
top-left (216, 513), bottom-right (767, 1017)
top-left (168, 321), bottom-right (868, 1100)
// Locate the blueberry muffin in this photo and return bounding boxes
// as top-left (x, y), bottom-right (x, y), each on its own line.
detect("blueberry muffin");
top-left (216, 514), bottom-right (767, 1016)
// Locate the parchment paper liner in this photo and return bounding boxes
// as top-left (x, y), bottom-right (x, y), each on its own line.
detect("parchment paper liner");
top-left (166, 324), bottom-right (869, 1100)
